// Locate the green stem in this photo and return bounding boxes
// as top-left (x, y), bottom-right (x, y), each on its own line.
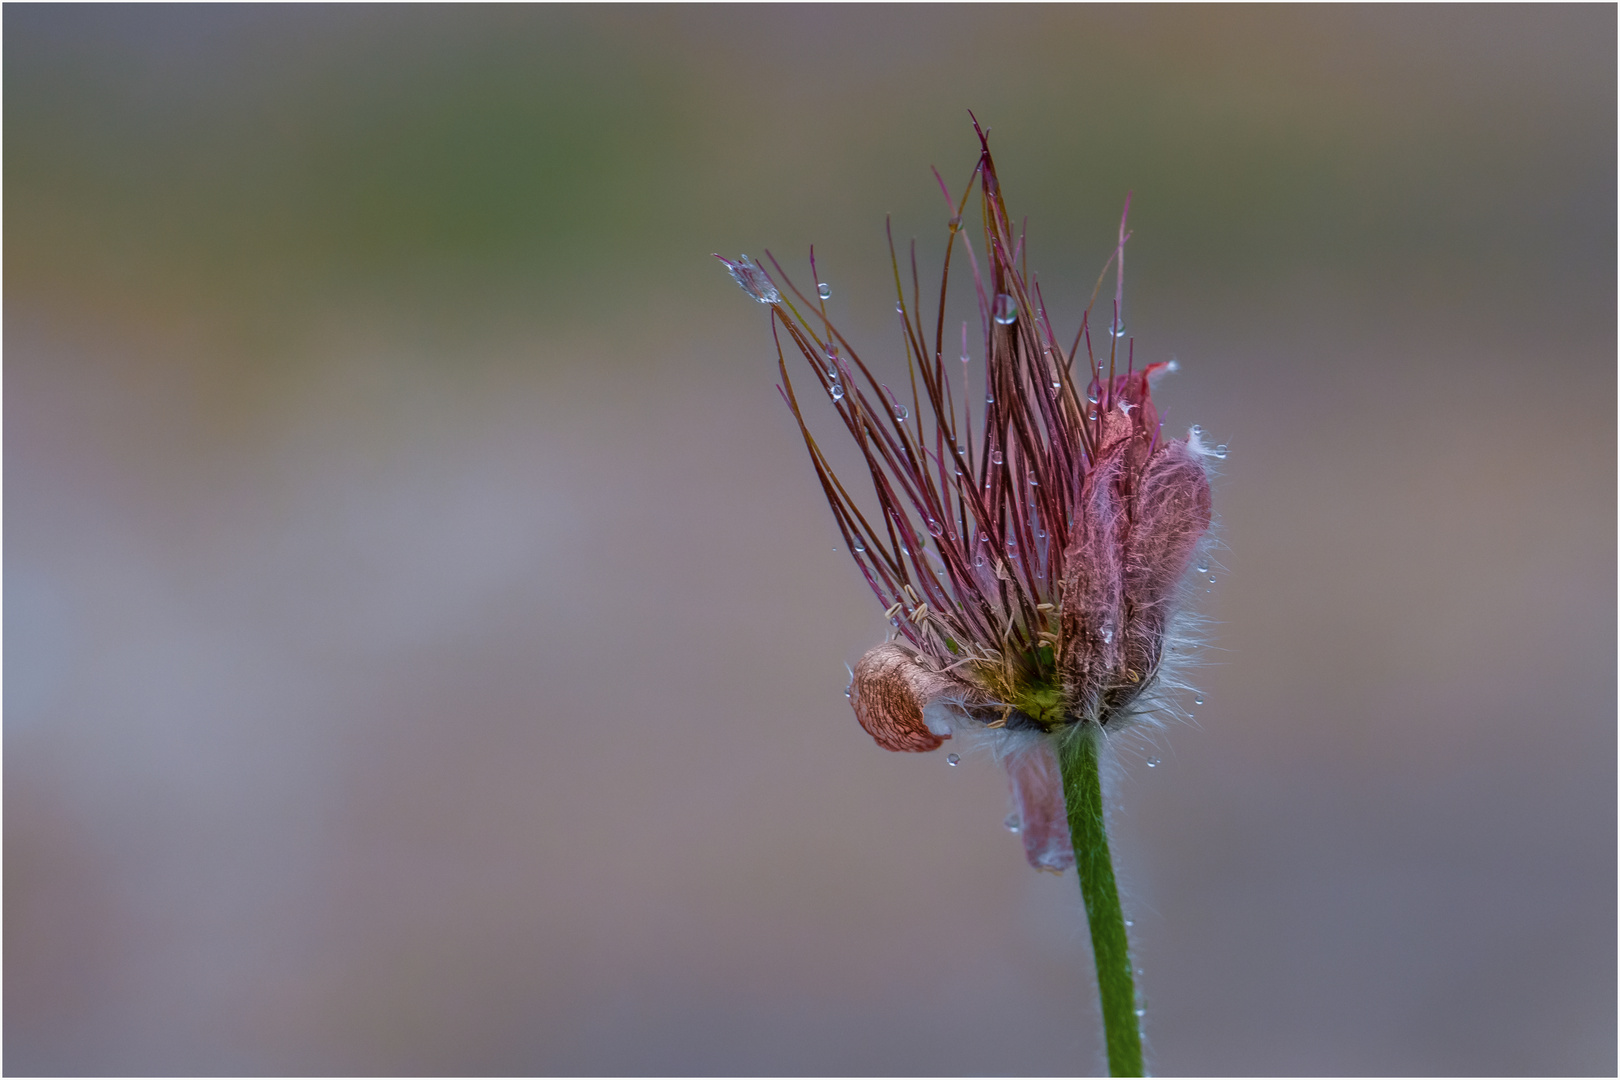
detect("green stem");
top-left (1060, 727), bottom-right (1143, 1077)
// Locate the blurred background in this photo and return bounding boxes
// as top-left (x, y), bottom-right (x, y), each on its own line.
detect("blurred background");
top-left (5, 6), bottom-right (1614, 1076)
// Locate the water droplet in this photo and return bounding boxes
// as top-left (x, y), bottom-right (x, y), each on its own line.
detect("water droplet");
top-left (991, 450), bottom-right (1004, 465)
top-left (1110, 318), bottom-right (1127, 338)
top-left (1124, 919), bottom-right (1134, 927)
top-left (894, 405), bottom-right (910, 422)
top-left (1003, 814), bottom-right (1021, 834)
top-left (946, 753), bottom-right (960, 766)
top-left (830, 383), bottom-right (845, 401)
top-left (1135, 1008), bottom-right (1146, 1018)
top-left (973, 554), bottom-right (986, 568)
top-left (1146, 758), bottom-right (1160, 768)
top-left (1102, 627), bottom-right (1114, 644)
top-left (1028, 476), bottom-right (1039, 486)
top-left (992, 293), bottom-right (1018, 324)
top-left (960, 353), bottom-right (970, 365)
top-left (1195, 561), bottom-right (1209, 574)
top-left (853, 538), bottom-right (865, 552)
top-left (1208, 576), bottom-right (1216, 584)
top-left (1214, 444), bottom-right (1228, 459)
top-left (986, 394), bottom-right (995, 404)
top-left (1189, 424), bottom-right (1203, 437)
top-left (948, 214), bottom-right (962, 229)
top-left (1088, 410), bottom-right (1098, 421)
top-left (844, 687), bottom-right (852, 698)
top-left (927, 519), bottom-right (944, 537)
top-left (1087, 390), bottom-right (1100, 404)
top-left (1005, 539), bottom-right (1018, 554)
top-left (1194, 695), bottom-right (1204, 706)
top-left (896, 300), bottom-right (906, 314)
top-left (723, 254), bottom-right (781, 304)
top-left (817, 282), bottom-right (832, 300)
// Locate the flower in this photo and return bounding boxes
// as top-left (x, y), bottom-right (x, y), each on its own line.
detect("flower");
top-left (718, 118), bottom-right (1212, 872)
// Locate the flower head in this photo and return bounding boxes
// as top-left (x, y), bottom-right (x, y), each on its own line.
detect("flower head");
top-left (719, 119), bottom-right (1212, 870)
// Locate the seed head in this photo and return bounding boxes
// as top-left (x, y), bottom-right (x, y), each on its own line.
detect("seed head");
top-left (719, 117), bottom-right (1214, 869)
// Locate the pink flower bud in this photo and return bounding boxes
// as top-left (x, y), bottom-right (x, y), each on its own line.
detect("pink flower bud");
top-left (729, 121), bottom-right (1214, 870)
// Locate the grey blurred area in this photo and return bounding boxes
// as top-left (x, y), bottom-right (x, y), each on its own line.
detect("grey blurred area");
top-left (5, 6), bottom-right (1613, 1075)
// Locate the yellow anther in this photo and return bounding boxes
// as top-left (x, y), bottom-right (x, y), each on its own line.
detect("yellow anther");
top-left (884, 601), bottom-right (904, 618)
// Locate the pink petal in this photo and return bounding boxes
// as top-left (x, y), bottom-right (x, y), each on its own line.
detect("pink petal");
top-left (1121, 439), bottom-right (1213, 677)
top-left (1005, 739), bottom-right (1074, 871)
top-left (1059, 456), bottom-right (1124, 711)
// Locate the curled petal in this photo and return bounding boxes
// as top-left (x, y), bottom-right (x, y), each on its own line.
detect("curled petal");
top-left (850, 643), bottom-right (964, 752)
top-left (1004, 739), bottom-right (1074, 871)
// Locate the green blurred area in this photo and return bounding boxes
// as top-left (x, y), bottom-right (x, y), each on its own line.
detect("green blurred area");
top-left (7, 9), bottom-right (695, 324)
top-left (8, 5), bottom-right (1612, 340)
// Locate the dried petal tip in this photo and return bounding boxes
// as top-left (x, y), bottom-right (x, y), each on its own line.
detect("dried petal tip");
top-left (850, 643), bottom-right (964, 753)
top-left (714, 253), bottom-right (780, 305)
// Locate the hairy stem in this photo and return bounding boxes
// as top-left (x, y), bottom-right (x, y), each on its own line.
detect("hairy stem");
top-left (1060, 728), bottom-right (1143, 1076)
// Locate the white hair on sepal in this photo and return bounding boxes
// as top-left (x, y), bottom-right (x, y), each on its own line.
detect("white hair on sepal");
top-left (918, 695), bottom-right (1047, 765)
top-left (1184, 423), bottom-right (1229, 467)
top-left (982, 721), bottom-right (1054, 766)
top-left (921, 699), bottom-right (958, 738)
